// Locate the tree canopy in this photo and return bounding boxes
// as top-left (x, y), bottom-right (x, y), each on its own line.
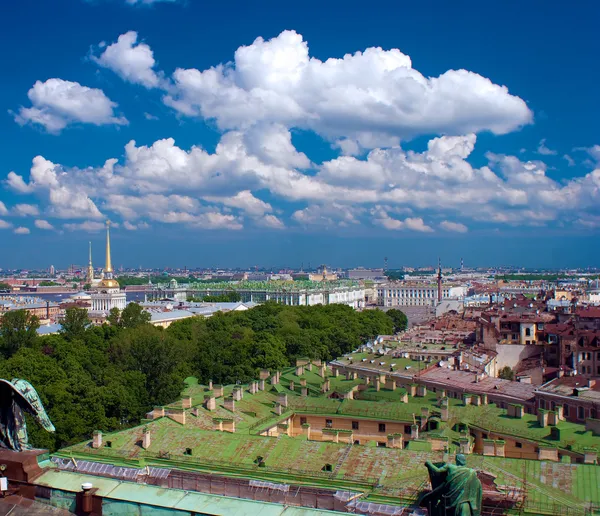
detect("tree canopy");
top-left (0, 302), bottom-right (396, 451)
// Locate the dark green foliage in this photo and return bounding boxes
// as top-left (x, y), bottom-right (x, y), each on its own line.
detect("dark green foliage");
top-left (0, 302), bottom-right (390, 452)
top-left (386, 309), bottom-right (408, 332)
top-left (384, 270), bottom-right (404, 281)
top-left (60, 307), bottom-right (91, 340)
top-left (0, 309), bottom-right (40, 357)
top-left (196, 292), bottom-right (242, 302)
top-left (38, 281), bottom-right (60, 286)
top-left (498, 366), bottom-right (514, 381)
top-left (0, 282), bottom-right (11, 290)
top-left (106, 303), bottom-right (152, 329)
top-left (168, 302), bottom-right (393, 386)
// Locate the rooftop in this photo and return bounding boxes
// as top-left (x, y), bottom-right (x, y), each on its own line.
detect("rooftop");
top-left (419, 367), bottom-right (537, 402)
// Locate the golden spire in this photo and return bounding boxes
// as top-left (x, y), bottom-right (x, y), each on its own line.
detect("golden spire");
top-left (105, 220), bottom-right (113, 273)
top-left (98, 220), bottom-right (119, 289)
top-left (87, 241), bottom-right (94, 283)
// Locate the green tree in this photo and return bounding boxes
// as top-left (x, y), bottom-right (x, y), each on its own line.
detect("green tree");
top-left (386, 309), bottom-right (408, 333)
top-left (120, 303), bottom-right (151, 329)
top-left (60, 307), bottom-right (90, 341)
top-left (107, 307), bottom-right (121, 327)
top-left (0, 282), bottom-right (11, 291)
top-left (498, 366), bottom-right (514, 381)
top-left (39, 281), bottom-right (59, 286)
top-left (0, 310), bottom-right (40, 357)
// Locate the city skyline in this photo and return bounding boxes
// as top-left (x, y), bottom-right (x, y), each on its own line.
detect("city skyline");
top-left (1, 1), bottom-right (599, 267)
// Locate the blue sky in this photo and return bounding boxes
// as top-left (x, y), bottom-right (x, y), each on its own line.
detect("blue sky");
top-left (1, 0), bottom-right (599, 269)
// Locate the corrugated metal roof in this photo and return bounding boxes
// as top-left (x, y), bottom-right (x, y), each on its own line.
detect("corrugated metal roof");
top-left (35, 470), bottom-right (342, 515)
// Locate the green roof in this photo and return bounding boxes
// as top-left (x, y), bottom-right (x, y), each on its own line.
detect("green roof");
top-left (56, 366), bottom-right (600, 512)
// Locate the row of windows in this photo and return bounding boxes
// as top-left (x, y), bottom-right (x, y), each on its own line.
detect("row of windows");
top-left (579, 365), bottom-right (600, 374)
top-left (578, 352), bottom-right (600, 360)
top-left (538, 400), bottom-right (597, 420)
top-left (385, 289), bottom-right (450, 298)
top-left (308, 417), bottom-right (414, 435)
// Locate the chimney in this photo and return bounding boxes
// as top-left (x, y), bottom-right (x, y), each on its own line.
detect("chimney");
top-left (142, 427), bottom-right (151, 449)
top-left (182, 396), bottom-right (192, 409)
top-left (274, 402), bottom-right (282, 415)
top-left (278, 393), bottom-right (288, 408)
top-left (92, 430), bottom-right (102, 449)
top-left (233, 387), bottom-right (242, 401)
top-left (204, 395), bottom-right (216, 411)
top-left (224, 397), bottom-right (235, 412)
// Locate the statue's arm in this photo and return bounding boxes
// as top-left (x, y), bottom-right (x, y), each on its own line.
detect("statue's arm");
top-left (425, 461), bottom-right (449, 474)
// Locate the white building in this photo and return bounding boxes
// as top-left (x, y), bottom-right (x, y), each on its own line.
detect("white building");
top-left (378, 282), bottom-right (466, 308)
top-left (90, 222), bottom-right (126, 312)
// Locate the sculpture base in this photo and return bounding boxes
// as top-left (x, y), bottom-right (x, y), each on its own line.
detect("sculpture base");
top-left (0, 448), bottom-right (46, 483)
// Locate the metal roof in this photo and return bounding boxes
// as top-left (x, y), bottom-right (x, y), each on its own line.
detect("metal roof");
top-left (35, 470), bottom-right (341, 516)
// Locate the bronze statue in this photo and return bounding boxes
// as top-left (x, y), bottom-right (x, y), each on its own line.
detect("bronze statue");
top-left (0, 379), bottom-right (55, 451)
top-left (420, 454), bottom-right (483, 516)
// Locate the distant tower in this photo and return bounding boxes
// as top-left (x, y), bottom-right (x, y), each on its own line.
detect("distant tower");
top-left (91, 221), bottom-right (126, 313)
top-left (384, 257), bottom-right (388, 271)
top-left (86, 241), bottom-right (94, 285)
top-left (460, 257), bottom-right (464, 272)
top-left (49, 264), bottom-right (55, 276)
top-left (437, 257), bottom-right (443, 303)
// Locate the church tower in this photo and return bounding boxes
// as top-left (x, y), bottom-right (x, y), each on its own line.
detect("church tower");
top-left (86, 241), bottom-right (94, 285)
top-left (91, 221), bottom-right (127, 313)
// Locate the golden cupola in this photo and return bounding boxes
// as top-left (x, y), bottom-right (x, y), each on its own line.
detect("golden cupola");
top-left (99, 220), bottom-right (120, 289)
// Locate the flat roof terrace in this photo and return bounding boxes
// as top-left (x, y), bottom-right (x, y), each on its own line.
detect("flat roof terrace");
top-left (419, 367), bottom-right (537, 403)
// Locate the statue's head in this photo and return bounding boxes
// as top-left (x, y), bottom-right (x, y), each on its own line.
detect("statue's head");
top-left (456, 454), bottom-right (467, 466)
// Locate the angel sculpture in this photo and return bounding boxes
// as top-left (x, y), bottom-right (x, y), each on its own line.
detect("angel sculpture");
top-left (0, 379), bottom-right (55, 451)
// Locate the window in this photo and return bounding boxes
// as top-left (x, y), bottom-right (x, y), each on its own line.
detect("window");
top-left (326, 419), bottom-right (333, 428)
top-left (525, 328), bottom-right (531, 336)
top-left (563, 405), bottom-right (569, 417)
top-left (105, 441), bottom-right (112, 448)
top-left (184, 448), bottom-right (192, 456)
top-left (300, 417), bottom-right (307, 426)
top-left (352, 421), bottom-right (359, 430)
top-left (377, 442), bottom-right (387, 448)
top-left (482, 433), bottom-right (488, 439)
top-left (353, 440), bottom-right (360, 445)
top-left (578, 406), bottom-right (585, 420)
top-left (378, 423), bottom-right (386, 433)
top-left (512, 333), bottom-right (519, 340)
top-left (515, 442), bottom-right (522, 449)
top-left (405, 425), bottom-right (412, 434)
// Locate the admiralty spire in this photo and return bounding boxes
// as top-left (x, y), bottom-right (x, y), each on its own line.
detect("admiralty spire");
top-left (90, 221), bottom-right (126, 313)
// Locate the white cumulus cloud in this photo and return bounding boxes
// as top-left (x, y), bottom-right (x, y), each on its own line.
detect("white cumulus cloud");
top-left (14, 227), bottom-right (30, 235)
top-left (14, 79), bottom-right (127, 133)
top-left (34, 219), bottom-right (55, 230)
top-left (14, 204), bottom-right (40, 217)
top-left (93, 31), bottom-right (160, 88)
top-left (101, 30), bottom-right (531, 150)
top-left (440, 220), bottom-right (468, 233)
